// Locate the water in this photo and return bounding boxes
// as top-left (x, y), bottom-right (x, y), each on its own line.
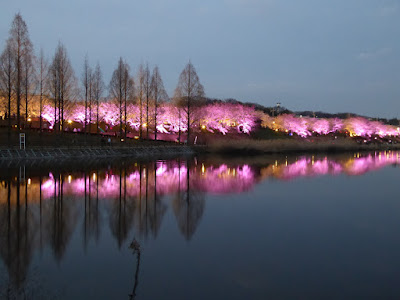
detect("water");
top-left (0, 151), bottom-right (400, 299)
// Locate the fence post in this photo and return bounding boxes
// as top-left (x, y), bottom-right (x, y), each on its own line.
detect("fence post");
top-left (19, 133), bottom-right (26, 150)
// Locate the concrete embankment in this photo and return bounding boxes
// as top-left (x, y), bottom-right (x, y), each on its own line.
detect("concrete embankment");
top-left (0, 145), bottom-right (196, 162)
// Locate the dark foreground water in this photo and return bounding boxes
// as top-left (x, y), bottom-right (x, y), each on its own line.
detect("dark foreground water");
top-left (0, 151), bottom-right (400, 299)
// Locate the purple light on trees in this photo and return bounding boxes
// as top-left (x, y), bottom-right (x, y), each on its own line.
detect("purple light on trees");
top-left (263, 114), bottom-right (399, 139)
top-left (35, 100), bottom-right (400, 140)
top-left (37, 101), bottom-right (259, 136)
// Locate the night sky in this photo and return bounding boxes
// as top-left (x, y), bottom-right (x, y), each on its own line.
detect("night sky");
top-left (1, 0), bottom-right (399, 118)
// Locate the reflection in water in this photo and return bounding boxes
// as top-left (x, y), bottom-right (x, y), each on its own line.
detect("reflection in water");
top-left (172, 160), bottom-right (205, 240)
top-left (0, 177), bottom-right (36, 290)
top-left (264, 151), bottom-right (400, 180)
top-left (129, 238), bottom-right (141, 300)
top-left (0, 151), bottom-right (399, 294)
top-left (46, 173), bottom-right (79, 262)
top-left (83, 171), bottom-right (101, 251)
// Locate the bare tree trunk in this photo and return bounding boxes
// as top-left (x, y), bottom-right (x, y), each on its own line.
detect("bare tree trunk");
top-left (39, 51), bottom-right (44, 133)
top-left (175, 61), bottom-right (204, 146)
top-left (83, 56), bottom-right (89, 137)
top-left (0, 44), bottom-right (14, 141)
top-left (187, 64), bottom-right (191, 144)
top-left (96, 99), bottom-right (99, 135)
top-left (139, 95), bottom-right (142, 139)
top-left (54, 83), bottom-right (57, 132)
top-left (150, 66), bottom-right (168, 142)
top-left (89, 77), bottom-right (92, 134)
top-left (110, 58), bottom-right (132, 141)
top-left (178, 108), bottom-right (181, 143)
top-left (61, 88), bottom-right (64, 132)
top-left (93, 62), bottom-right (104, 136)
top-left (124, 84), bottom-right (127, 140)
top-left (145, 64), bottom-right (150, 139)
top-left (119, 61), bottom-right (123, 139)
top-left (7, 85), bottom-right (11, 141)
top-left (24, 66), bottom-right (28, 125)
top-left (154, 86), bottom-right (158, 140)
top-left (49, 43), bottom-right (76, 135)
top-left (17, 43), bottom-right (21, 132)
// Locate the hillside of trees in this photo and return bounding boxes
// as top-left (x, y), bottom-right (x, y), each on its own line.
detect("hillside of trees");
top-left (1, 13), bottom-right (399, 146)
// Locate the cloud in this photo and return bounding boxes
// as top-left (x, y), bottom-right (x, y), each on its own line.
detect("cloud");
top-left (356, 47), bottom-right (392, 60)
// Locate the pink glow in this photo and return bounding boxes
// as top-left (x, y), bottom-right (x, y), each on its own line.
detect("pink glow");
top-left (38, 152), bottom-right (400, 199)
top-left (41, 105), bottom-right (56, 127)
top-left (263, 114), bottom-right (399, 139)
top-left (34, 101), bottom-right (400, 140)
top-left (265, 152), bottom-right (399, 180)
top-left (36, 102), bottom-right (259, 136)
top-left (309, 119), bottom-right (331, 135)
top-left (276, 114), bottom-right (311, 137)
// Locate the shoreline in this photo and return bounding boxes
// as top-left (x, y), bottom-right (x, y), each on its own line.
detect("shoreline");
top-left (0, 145), bottom-right (196, 161)
top-left (0, 138), bottom-right (399, 162)
top-left (203, 138), bottom-right (400, 155)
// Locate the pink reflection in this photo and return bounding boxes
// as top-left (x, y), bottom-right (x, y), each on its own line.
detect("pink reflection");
top-left (269, 152), bottom-right (399, 180)
top-left (40, 153), bottom-right (400, 198)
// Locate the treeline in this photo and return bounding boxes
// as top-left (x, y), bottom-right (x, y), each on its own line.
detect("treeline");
top-left (2, 14), bottom-right (398, 145)
top-left (0, 13), bottom-right (204, 143)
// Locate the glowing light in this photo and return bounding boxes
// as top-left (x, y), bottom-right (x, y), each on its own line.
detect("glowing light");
top-left (27, 178), bottom-right (31, 185)
top-left (27, 118), bottom-right (32, 122)
top-left (262, 114), bottom-right (400, 139)
top-left (33, 153), bottom-right (400, 200)
top-left (24, 100), bottom-right (398, 140)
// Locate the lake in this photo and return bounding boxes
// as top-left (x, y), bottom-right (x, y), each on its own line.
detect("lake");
top-left (0, 151), bottom-right (400, 299)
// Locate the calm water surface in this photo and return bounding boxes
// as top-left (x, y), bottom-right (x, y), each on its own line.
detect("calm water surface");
top-left (0, 151), bottom-right (400, 299)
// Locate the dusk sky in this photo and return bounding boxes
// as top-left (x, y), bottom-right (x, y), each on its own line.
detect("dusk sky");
top-left (1, 0), bottom-right (399, 118)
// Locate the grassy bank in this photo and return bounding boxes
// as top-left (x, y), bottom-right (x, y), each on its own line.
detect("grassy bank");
top-left (206, 137), bottom-right (400, 155)
top-left (0, 128), bottom-right (178, 148)
top-left (2, 127), bottom-right (400, 156)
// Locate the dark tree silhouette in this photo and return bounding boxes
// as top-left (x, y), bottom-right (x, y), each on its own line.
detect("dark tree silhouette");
top-left (22, 42), bottom-right (35, 124)
top-left (144, 64), bottom-right (151, 139)
top-left (150, 66), bottom-right (169, 140)
top-left (136, 64), bottom-right (145, 140)
top-left (174, 62), bottom-right (204, 144)
top-left (48, 43), bottom-right (76, 132)
top-left (37, 48), bottom-right (48, 133)
top-left (82, 56), bottom-right (92, 134)
top-left (172, 160), bottom-right (205, 240)
top-left (8, 13), bottom-right (34, 131)
top-left (92, 62), bottom-right (104, 134)
top-left (0, 42), bottom-right (14, 140)
top-left (109, 58), bottom-right (133, 139)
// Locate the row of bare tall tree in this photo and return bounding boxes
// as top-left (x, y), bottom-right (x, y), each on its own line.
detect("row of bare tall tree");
top-left (0, 13), bottom-right (205, 144)
top-left (0, 14), bottom-right (79, 136)
top-left (0, 14), bottom-right (34, 139)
